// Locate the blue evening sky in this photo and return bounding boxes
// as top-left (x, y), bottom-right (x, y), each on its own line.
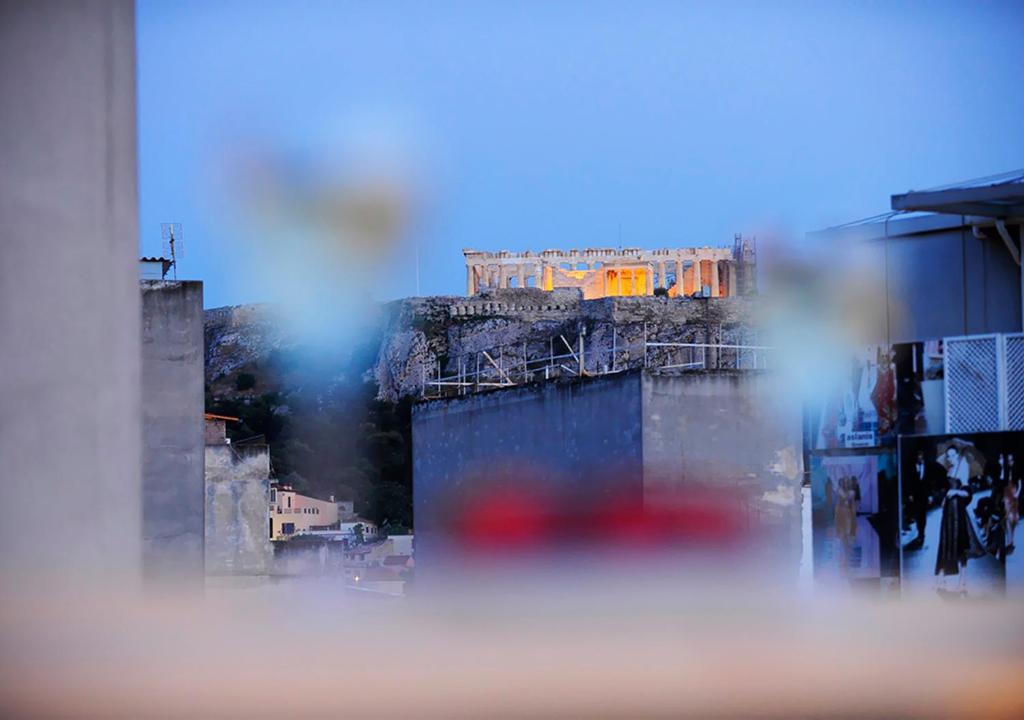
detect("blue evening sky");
top-left (138, 1), bottom-right (1024, 309)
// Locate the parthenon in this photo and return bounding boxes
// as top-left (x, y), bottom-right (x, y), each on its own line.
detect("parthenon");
top-left (464, 237), bottom-right (756, 299)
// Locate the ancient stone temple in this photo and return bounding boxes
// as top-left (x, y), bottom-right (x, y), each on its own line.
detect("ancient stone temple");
top-left (463, 236), bottom-right (756, 299)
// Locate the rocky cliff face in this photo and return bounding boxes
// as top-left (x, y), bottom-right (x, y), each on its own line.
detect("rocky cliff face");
top-left (372, 288), bottom-right (761, 401)
top-left (205, 303), bottom-right (293, 385)
top-left (205, 289), bottom-right (760, 403)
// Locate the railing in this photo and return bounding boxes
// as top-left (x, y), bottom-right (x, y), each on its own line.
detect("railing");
top-left (422, 322), bottom-right (770, 399)
top-left (643, 341), bottom-right (771, 372)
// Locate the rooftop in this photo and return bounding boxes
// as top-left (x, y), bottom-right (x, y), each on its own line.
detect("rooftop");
top-left (890, 169), bottom-right (1024, 219)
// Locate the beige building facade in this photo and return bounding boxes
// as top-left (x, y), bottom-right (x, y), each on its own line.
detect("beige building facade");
top-left (270, 484), bottom-right (340, 540)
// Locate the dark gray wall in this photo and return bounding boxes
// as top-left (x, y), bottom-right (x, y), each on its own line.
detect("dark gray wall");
top-left (142, 280), bottom-right (206, 584)
top-left (0, 0), bottom-right (142, 588)
top-left (886, 226), bottom-right (1020, 341)
top-left (817, 216), bottom-right (1022, 344)
top-left (413, 373), bottom-right (644, 567)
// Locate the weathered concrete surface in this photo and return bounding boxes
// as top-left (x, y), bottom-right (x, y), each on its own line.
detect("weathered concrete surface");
top-left (142, 280), bottom-right (205, 583)
top-left (0, 0), bottom-right (141, 588)
top-left (412, 369), bottom-right (803, 573)
top-left (205, 445), bottom-right (273, 576)
top-left (413, 373), bottom-right (645, 567)
top-left (642, 371), bottom-right (804, 568)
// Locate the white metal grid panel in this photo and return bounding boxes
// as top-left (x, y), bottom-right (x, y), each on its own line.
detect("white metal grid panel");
top-left (1004, 333), bottom-right (1024, 430)
top-left (944, 334), bottom-right (1002, 433)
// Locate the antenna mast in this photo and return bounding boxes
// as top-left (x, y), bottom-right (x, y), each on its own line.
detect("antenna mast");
top-left (160, 223), bottom-right (184, 280)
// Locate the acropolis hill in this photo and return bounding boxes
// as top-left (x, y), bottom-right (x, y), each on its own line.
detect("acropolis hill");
top-left (206, 241), bottom-right (760, 404)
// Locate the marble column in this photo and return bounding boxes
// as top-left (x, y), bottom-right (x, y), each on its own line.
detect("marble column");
top-left (657, 260), bottom-right (666, 289)
top-left (695, 260), bottom-right (704, 295)
top-left (711, 260), bottom-right (720, 297)
top-left (543, 265), bottom-right (554, 291)
top-left (683, 263), bottom-right (695, 296)
top-left (728, 262), bottom-right (737, 298)
top-left (517, 264), bottom-right (526, 289)
top-left (534, 264), bottom-right (543, 289)
top-left (466, 264), bottom-right (476, 295)
top-left (675, 259), bottom-right (684, 293)
top-left (646, 264), bottom-right (654, 295)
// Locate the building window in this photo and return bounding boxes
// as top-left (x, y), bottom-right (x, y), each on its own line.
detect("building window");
top-left (287, 496), bottom-right (291, 509)
top-left (270, 490), bottom-right (277, 502)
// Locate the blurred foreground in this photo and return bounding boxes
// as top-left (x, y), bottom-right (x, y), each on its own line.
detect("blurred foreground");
top-left (2, 573), bottom-right (1022, 719)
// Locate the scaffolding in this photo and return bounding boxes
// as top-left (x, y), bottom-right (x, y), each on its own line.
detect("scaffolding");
top-left (421, 322), bottom-right (771, 398)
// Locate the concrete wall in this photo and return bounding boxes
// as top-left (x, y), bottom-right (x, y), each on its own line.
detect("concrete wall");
top-left (141, 280), bottom-right (206, 583)
top-left (0, 0), bottom-right (141, 589)
top-left (641, 371), bottom-right (804, 566)
top-left (412, 369), bottom-right (804, 573)
top-left (412, 373), bottom-right (645, 567)
top-left (205, 445), bottom-right (273, 576)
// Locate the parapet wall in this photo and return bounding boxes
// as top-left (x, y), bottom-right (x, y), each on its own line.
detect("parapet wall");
top-left (412, 369), bottom-right (802, 574)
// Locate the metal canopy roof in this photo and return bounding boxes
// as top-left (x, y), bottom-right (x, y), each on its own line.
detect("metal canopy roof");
top-left (890, 170), bottom-right (1024, 219)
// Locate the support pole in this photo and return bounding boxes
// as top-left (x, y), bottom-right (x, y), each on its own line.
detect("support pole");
top-left (643, 322), bottom-right (648, 368)
top-left (612, 325), bottom-right (617, 372)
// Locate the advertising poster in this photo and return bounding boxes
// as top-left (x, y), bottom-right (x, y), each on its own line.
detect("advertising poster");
top-left (899, 432), bottom-right (1023, 600)
top-left (810, 450), bottom-right (900, 592)
top-left (809, 341), bottom-right (944, 451)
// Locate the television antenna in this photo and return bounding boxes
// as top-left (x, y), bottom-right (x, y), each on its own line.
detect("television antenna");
top-left (160, 223), bottom-right (184, 280)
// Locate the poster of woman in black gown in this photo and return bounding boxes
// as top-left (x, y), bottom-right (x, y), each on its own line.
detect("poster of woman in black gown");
top-left (899, 432), bottom-right (1024, 599)
top-left (932, 441), bottom-right (985, 593)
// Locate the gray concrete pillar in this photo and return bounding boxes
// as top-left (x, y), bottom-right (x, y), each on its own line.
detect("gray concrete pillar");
top-left (1, 0), bottom-right (142, 591)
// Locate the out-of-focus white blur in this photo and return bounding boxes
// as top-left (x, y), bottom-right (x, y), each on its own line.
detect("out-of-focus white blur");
top-left (211, 118), bottom-right (428, 346)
